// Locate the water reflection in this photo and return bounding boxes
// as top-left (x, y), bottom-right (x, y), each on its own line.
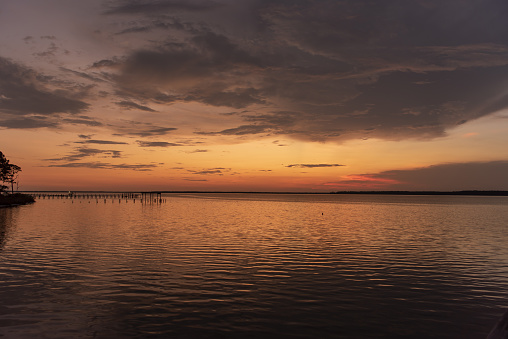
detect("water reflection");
top-left (0, 208), bottom-right (15, 250)
top-left (0, 195), bottom-right (507, 338)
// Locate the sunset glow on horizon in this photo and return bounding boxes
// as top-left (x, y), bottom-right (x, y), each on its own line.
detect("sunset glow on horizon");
top-left (1, 0), bottom-right (508, 192)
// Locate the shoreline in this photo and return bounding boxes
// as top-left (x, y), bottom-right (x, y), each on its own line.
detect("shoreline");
top-left (17, 190), bottom-right (508, 196)
top-left (0, 193), bottom-right (36, 207)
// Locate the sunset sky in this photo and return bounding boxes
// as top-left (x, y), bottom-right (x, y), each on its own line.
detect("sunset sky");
top-left (1, 0), bottom-right (508, 192)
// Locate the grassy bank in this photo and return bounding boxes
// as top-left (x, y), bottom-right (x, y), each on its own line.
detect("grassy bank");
top-left (0, 193), bottom-right (35, 207)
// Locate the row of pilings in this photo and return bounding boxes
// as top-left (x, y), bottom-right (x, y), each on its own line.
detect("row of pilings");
top-left (27, 192), bottom-right (166, 204)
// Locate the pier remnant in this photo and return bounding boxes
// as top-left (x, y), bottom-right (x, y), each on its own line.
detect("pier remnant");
top-left (26, 192), bottom-right (165, 205)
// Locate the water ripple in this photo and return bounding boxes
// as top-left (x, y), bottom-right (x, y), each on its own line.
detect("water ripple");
top-left (1, 194), bottom-right (508, 338)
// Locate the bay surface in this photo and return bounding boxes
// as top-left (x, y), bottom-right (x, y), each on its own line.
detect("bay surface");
top-left (1, 193), bottom-right (507, 338)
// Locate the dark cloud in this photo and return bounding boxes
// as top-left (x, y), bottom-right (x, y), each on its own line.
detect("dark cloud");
top-left (23, 36), bottom-right (35, 43)
top-left (137, 141), bottom-right (182, 147)
top-left (114, 17), bottom-right (191, 35)
top-left (113, 123), bottom-right (178, 137)
top-left (47, 147), bottom-right (123, 162)
top-left (245, 112), bottom-right (298, 127)
top-left (329, 161), bottom-right (508, 191)
top-left (76, 139), bottom-right (128, 145)
top-left (63, 117), bottom-right (103, 126)
top-left (0, 57), bottom-right (89, 117)
top-left (116, 26), bottom-right (154, 35)
top-left (91, 58), bottom-right (121, 68)
top-left (0, 116), bottom-right (58, 129)
top-left (186, 88), bottom-right (264, 109)
top-left (192, 169), bottom-right (222, 175)
top-left (196, 124), bottom-right (271, 136)
top-left (47, 161), bottom-right (158, 171)
top-left (188, 149), bottom-right (208, 153)
top-left (60, 67), bottom-right (106, 83)
top-left (33, 42), bottom-right (59, 58)
top-left (116, 100), bottom-right (156, 112)
top-left (260, 0), bottom-right (508, 58)
top-left (78, 134), bottom-right (93, 139)
top-left (272, 140), bottom-right (289, 147)
top-left (103, 0), bottom-right (224, 15)
top-left (188, 167), bottom-right (231, 175)
top-left (116, 47), bottom-right (218, 91)
top-left (287, 164), bottom-right (345, 168)
top-left (335, 66), bottom-right (508, 140)
top-left (189, 31), bottom-right (263, 66)
top-left (253, 0), bottom-right (508, 137)
top-left (90, 0), bottom-right (508, 142)
top-left (111, 30), bottom-right (268, 104)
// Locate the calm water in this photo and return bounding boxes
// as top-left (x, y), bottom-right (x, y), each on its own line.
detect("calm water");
top-left (1, 194), bottom-right (508, 338)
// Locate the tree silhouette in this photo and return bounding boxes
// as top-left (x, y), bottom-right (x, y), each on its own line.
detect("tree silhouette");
top-left (0, 151), bottom-right (22, 194)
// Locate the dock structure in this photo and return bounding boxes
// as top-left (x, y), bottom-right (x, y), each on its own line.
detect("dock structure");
top-left (140, 192), bottom-right (164, 204)
top-left (23, 191), bottom-right (166, 204)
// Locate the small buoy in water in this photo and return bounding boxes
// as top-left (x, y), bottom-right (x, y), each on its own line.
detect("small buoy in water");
top-left (322, 212), bottom-right (323, 215)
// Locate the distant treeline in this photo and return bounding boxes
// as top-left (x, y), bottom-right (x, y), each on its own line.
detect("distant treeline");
top-left (17, 190), bottom-right (508, 196)
top-left (331, 190), bottom-right (508, 196)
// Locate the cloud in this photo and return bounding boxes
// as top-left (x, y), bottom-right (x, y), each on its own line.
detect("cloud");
top-left (116, 100), bottom-right (156, 112)
top-left (0, 116), bottom-right (58, 129)
top-left (76, 139), bottom-right (128, 145)
top-left (188, 167), bottom-right (231, 175)
top-left (328, 160), bottom-right (508, 191)
top-left (46, 147), bottom-right (123, 162)
top-left (272, 140), bottom-right (289, 147)
top-left (23, 36), bottom-right (35, 44)
top-left (91, 58), bottom-right (121, 68)
top-left (103, 0), bottom-right (224, 15)
top-left (137, 141), bottom-right (182, 147)
top-left (47, 161), bottom-right (158, 171)
top-left (7, 0), bottom-right (506, 143)
top-left (0, 57), bottom-right (89, 117)
top-left (98, 0), bottom-right (508, 142)
top-left (109, 29), bottom-right (269, 105)
top-left (33, 42), bottom-right (60, 59)
top-left (196, 124), bottom-right (271, 136)
top-left (286, 164), bottom-right (345, 168)
top-left (186, 87), bottom-right (265, 109)
top-left (192, 169), bottom-right (222, 175)
top-left (113, 123), bottom-right (178, 137)
top-left (60, 67), bottom-right (106, 83)
top-left (63, 117), bottom-right (103, 126)
top-left (114, 17), bottom-right (191, 35)
top-left (188, 149), bottom-right (208, 153)
top-left (325, 175), bottom-right (402, 190)
top-left (259, 1), bottom-right (508, 62)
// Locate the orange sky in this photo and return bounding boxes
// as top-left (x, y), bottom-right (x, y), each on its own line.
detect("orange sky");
top-left (1, 0), bottom-right (508, 191)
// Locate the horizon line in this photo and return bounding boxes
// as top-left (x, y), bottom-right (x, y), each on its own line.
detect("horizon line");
top-left (16, 190), bottom-right (508, 196)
